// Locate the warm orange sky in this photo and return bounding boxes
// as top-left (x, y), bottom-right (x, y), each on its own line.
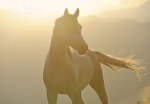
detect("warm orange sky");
top-left (0, 0), bottom-right (148, 15)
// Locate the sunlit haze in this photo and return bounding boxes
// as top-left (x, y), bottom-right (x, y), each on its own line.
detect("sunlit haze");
top-left (0, 0), bottom-right (148, 15)
top-left (1, 0), bottom-right (150, 104)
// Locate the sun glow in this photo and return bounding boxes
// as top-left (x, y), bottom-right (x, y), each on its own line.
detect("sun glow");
top-left (0, 0), bottom-right (93, 15)
top-left (0, 0), bottom-right (148, 16)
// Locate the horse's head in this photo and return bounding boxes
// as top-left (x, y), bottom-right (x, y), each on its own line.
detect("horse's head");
top-left (54, 8), bottom-right (88, 55)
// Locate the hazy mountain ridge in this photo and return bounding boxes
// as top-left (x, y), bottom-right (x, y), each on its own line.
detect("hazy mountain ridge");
top-left (100, 0), bottom-right (150, 22)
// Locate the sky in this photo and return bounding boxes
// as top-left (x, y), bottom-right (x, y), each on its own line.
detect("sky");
top-left (0, 0), bottom-right (149, 15)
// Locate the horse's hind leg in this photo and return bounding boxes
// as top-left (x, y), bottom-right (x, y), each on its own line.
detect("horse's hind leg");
top-left (89, 64), bottom-right (108, 104)
top-left (46, 90), bottom-right (58, 104)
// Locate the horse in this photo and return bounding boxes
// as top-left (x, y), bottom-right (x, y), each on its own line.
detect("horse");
top-left (43, 8), bottom-right (143, 104)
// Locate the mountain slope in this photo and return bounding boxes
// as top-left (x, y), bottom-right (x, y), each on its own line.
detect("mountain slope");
top-left (100, 0), bottom-right (150, 22)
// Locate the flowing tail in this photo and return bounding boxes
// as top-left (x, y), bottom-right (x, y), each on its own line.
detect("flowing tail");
top-left (94, 51), bottom-right (145, 79)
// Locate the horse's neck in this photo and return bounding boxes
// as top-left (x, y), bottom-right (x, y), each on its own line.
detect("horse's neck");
top-left (49, 34), bottom-right (67, 64)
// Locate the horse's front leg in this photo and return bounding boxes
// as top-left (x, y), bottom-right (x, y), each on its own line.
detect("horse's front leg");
top-left (46, 89), bottom-right (58, 104)
top-left (68, 86), bottom-right (83, 104)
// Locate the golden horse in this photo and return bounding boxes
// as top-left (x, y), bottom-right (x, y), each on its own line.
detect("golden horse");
top-left (43, 8), bottom-right (143, 104)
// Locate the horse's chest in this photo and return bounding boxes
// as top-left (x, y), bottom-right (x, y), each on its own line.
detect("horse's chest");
top-left (44, 58), bottom-right (78, 92)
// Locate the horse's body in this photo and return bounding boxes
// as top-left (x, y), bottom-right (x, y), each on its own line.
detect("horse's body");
top-left (43, 9), bottom-right (143, 104)
top-left (44, 48), bottom-right (95, 94)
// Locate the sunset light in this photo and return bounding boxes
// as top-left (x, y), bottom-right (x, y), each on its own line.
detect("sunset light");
top-left (0, 0), bottom-right (148, 15)
top-left (1, 0), bottom-right (150, 104)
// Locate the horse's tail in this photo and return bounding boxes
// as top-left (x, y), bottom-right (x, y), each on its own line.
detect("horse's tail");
top-left (94, 51), bottom-right (144, 79)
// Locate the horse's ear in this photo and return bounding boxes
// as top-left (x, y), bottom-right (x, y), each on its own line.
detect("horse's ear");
top-left (64, 8), bottom-right (68, 16)
top-left (73, 8), bottom-right (79, 18)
